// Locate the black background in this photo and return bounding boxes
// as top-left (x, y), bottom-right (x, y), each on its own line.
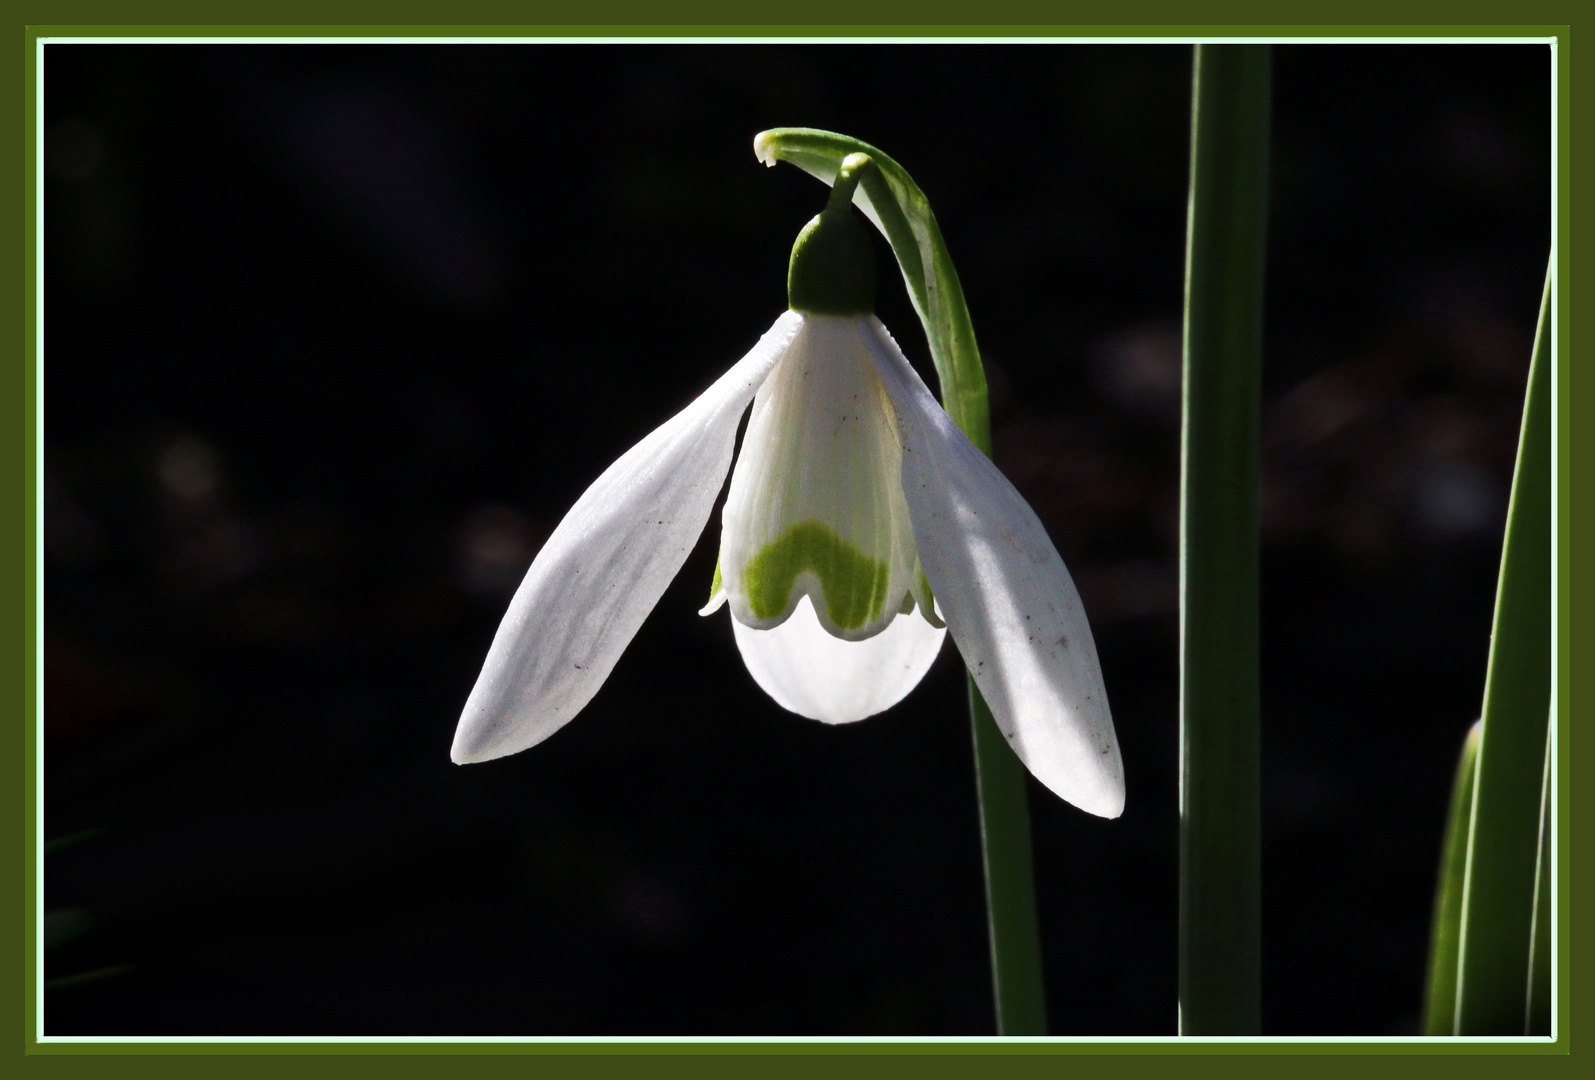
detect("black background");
top-left (43, 43), bottom-right (1550, 1036)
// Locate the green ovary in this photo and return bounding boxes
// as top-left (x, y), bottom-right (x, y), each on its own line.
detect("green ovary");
top-left (742, 520), bottom-right (891, 631)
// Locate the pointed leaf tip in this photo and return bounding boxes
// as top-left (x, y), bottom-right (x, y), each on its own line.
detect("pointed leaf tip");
top-left (753, 130), bottom-right (778, 166)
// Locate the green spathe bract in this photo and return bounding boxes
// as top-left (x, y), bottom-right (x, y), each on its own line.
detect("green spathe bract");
top-left (754, 131), bottom-right (990, 451)
top-left (742, 519), bottom-right (891, 631)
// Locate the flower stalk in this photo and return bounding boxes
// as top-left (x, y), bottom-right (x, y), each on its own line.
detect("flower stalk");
top-left (756, 128), bottom-right (1047, 1034)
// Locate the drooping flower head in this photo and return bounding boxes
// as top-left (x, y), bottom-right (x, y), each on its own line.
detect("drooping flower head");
top-left (453, 153), bottom-right (1124, 818)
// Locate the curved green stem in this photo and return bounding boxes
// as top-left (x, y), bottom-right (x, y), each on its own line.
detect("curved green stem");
top-left (826, 152), bottom-right (877, 212)
top-left (756, 128), bottom-right (1042, 1035)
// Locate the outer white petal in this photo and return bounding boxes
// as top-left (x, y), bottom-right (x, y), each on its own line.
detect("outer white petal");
top-left (732, 595), bottom-right (945, 724)
top-left (862, 318), bottom-right (1125, 818)
top-left (452, 312), bottom-right (804, 764)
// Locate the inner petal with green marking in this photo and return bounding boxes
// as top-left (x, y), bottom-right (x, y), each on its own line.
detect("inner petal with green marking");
top-left (713, 313), bottom-right (931, 641)
top-left (743, 520), bottom-right (890, 631)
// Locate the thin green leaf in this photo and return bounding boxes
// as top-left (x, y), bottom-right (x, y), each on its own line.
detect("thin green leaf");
top-left (1422, 719), bottom-right (1482, 1036)
top-left (1525, 723), bottom-right (1552, 1035)
top-left (1177, 44), bottom-right (1270, 1036)
top-left (43, 964), bottom-right (134, 993)
top-left (42, 826), bottom-right (108, 856)
top-left (1455, 264), bottom-right (1552, 1035)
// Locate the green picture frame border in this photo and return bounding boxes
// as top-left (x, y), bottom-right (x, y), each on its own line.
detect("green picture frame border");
top-left (14, 5), bottom-right (1574, 1061)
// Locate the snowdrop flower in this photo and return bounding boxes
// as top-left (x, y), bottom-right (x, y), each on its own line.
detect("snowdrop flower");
top-left (453, 177), bottom-right (1124, 818)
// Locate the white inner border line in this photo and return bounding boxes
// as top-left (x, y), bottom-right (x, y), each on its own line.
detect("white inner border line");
top-left (33, 31), bottom-right (1562, 1047)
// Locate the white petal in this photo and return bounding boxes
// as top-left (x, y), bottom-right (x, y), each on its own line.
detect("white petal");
top-left (452, 312), bottom-right (804, 764)
top-left (862, 318), bottom-right (1125, 818)
top-left (732, 594), bottom-right (945, 724)
top-left (719, 315), bottom-right (920, 642)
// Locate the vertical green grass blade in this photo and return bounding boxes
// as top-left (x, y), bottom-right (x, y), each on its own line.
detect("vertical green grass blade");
top-left (756, 128), bottom-right (1044, 1034)
top-left (1177, 44), bottom-right (1270, 1036)
top-left (1525, 725), bottom-right (1552, 1035)
top-left (1455, 266), bottom-right (1552, 1035)
top-left (1422, 720), bottom-right (1483, 1035)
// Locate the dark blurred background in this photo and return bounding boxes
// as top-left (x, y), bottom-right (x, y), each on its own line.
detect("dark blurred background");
top-left (42, 43), bottom-right (1550, 1036)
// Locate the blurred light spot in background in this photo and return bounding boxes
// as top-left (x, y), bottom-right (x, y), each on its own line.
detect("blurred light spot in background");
top-left (1093, 324), bottom-right (1182, 419)
top-left (1432, 106), bottom-right (1523, 190)
top-left (45, 117), bottom-right (107, 183)
top-left (1271, 363), bottom-right (1385, 451)
top-left (1411, 461), bottom-right (1501, 540)
top-left (279, 81), bottom-right (504, 305)
top-left (1076, 559), bottom-right (1177, 621)
top-left (44, 634), bottom-right (136, 741)
top-left (456, 504), bottom-right (539, 598)
top-left (43, 465), bottom-right (105, 569)
top-left (155, 432), bottom-right (267, 591)
top-left (45, 110), bottom-right (130, 278)
top-left (158, 434), bottom-right (223, 503)
top-left (608, 870), bottom-right (688, 944)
